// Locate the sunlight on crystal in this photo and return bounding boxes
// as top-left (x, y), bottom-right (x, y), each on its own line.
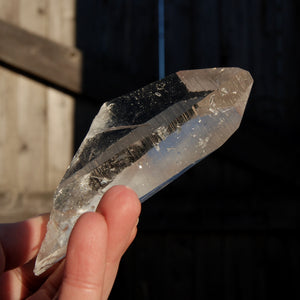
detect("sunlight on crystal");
top-left (34, 67), bottom-right (253, 275)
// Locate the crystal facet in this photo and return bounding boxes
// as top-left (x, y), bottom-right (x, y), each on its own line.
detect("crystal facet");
top-left (34, 67), bottom-right (253, 275)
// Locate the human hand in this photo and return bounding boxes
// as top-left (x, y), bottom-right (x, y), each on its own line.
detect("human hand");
top-left (0, 185), bottom-right (141, 299)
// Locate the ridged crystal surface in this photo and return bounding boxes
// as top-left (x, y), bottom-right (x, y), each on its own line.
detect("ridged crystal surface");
top-left (34, 67), bottom-right (253, 275)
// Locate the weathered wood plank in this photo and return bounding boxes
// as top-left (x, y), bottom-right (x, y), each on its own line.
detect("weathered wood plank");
top-left (0, 18), bottom-right (82, 95)
top-left (0, 17), bottom-right (145, 100)
top-left (0, 0), bottom-right (19, 25)
top-left (46, 90), bottom-right (74, 190)
top-left (16, 0), bottom-right (48, 192)
top-left (0, 68), bottom-right (19, 191)
top-left (16, 76), bottom-right (47, 192)
top-left (48, 0), bottom-right (75, 45)
top-left (0, 0), bottom-right (75, 222)
top-left (0, 3), bottom-right (20, 192)
top-left (0, 75), bottom-right (5, 189)
top-left (46, 0), bottom-right (75, 190)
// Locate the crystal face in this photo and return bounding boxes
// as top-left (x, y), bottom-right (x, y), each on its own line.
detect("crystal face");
top-left (34, 67), bottom-right (253, 275)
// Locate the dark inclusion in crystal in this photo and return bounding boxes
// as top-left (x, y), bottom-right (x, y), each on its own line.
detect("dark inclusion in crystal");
top-left (34, 68), bottom-right (253, 276)
top-left (62, 74), bottom-right (210, 182)
top-left (88, 91), bottom-right (211, 192)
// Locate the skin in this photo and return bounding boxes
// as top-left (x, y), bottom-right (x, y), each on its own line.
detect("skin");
top-left (0, 185), bottom-right (141, 299)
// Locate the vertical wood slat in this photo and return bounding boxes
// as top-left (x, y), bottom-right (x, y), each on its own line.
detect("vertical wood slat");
top-left (16, 0), bottom-right (48, 192)
top-left (0, 76), bottom-right (4, 189)
top-left (0, 69), bottom-right (19, 192)
top-left (0, 2), bottom-right (20, 193)
top-left (0, 0), bottom-right (19, 24)
top-left (0, 0), bottom-right (75, 221)
top-left (46, 0), bottom-right (75, 190)
top-left (16, 76), bottom-right (47, 192)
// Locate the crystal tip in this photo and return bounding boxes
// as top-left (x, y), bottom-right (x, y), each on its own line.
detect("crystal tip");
top-left (33, 243), bottom-right (67, 276)
top-left (33, 219), bottom-right (69, 276)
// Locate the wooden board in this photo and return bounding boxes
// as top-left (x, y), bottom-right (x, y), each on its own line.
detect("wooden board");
top-left (46, 0), bottom-right (75, 190)
top-left (0, 2), bottom-right (22, 195)
top-left (0, 0), bottom-right (75, 222)
top-left (0, 18), bottom-right (143, 100)
top-left (0, 19), bottom-right (81, 95)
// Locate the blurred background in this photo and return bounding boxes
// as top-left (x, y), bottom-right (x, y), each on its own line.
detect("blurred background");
top-left (0, 0), bottom-right (299, 299)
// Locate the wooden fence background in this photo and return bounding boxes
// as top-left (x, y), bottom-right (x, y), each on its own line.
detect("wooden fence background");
top-left (0, 0), bottom-right (74, 221)
top-left (1, 0), bottom-right (300, 299)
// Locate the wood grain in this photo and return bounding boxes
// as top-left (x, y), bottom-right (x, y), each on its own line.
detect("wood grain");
top-left (0, 0), bottom-right (75, 222)
top-left (46, 0), bottom-right (75, 190)
top-left (0, 18), bottom-right (82, 95)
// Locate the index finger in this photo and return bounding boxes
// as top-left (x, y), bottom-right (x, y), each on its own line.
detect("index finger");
top-left (58, 212), bottom-right (108, 300)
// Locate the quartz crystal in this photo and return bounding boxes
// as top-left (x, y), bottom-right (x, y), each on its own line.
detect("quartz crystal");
top-left (34, 67), bottom-right (253, 275)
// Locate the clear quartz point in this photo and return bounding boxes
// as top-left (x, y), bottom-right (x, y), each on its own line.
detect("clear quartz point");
top-left (34, 67), bottom-right (253, 275)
